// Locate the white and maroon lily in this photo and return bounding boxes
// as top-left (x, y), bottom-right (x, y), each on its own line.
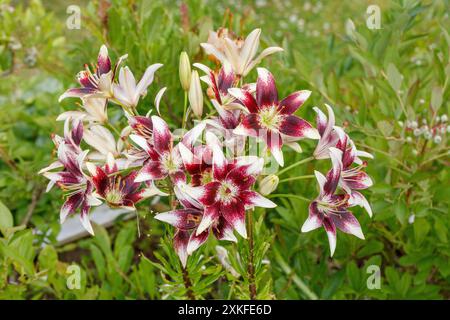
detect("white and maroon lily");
top-left (59, 45), bottom-right (126, 102)
top-left (112, 64), bottom-right (163, 108)
top-left (184, 133), bottom-right (276, 239)
top-left (40, 120), bottom-right (101, 235)
top-left (131, 116), bottom-right (205, 184)
top-left (194, 61), bottom-right (242, 113)
top-left (131, 115), bottom-right (183, 183)
top-left (313, 104), bottom-right (339, 160)
top-left (229, 68), bottom-right (319, 166)
top-left (39, 119), bottom-right (84, 186)
top-left (177, 142), bottom-right (212, 187)
top-left (334, 127), bottom-right (373, 216)
top-left (301, 148), bottom-right (365, 256)
top-left (87, 155), bottom-right (165, 211)
top-left (194, 61), bottom-right (249, 155)
top-left (200, 28), bottom-right (283, 77)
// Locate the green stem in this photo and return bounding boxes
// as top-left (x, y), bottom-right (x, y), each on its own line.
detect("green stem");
top-left (269, 193), bottom-right (311, 202)
top-left (278, 175), bottom-right (315, 184)
top-left (277, 156), bottom-right (314, 176)
top-left (105, 122), bottom-right (122, 137)
top-left (247, 210), bottom-right (257, 300)
top-left (182, 91), bottom-right (188, 129)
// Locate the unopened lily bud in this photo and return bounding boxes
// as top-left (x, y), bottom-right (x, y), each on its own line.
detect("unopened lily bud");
top-left (179, 52), bottom-right (191, 91)
top-left (259, 174), bottom-right (279, 195)
top-left (188, 70), bottom-right (203, 118)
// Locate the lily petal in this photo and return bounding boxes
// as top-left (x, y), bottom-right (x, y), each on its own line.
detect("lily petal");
top-left (331, 211), bottom-right (365, 240)
top-left (256, 68), bottom-right (278, 107)
top-left (279, 90), bottom-right (311, 115)
top-left (221, 199), bottom-right (246, 238)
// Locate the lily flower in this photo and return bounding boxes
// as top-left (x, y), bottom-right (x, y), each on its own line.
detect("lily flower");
top-left (194, 61), bottom-right (248, 155)
top-left (178, 142), bottom-right (212, 187)
top-left (201, 28), bottom-right (284, 77)
top-left (39, 119), bottom-right (84, 181)
top-left (183, 132), bottom-right (276, 239)
top-left (83, 124), bottom-right (124, 163)
top-left (57, 97), bottom-right (108, 124)
top-left (313, 104), bottom-right (340, 159)
top-left (112, 64), bottom-right (163, 108)
top-left (334, 127), bottom-right (373, 216)
top-left (203, 28), bottom-right (234, 64)
top-left (131, 115), bottom-right (183, 183)
top-left (194, 61), bottom-right (241, 112)
top-left (40, 121), bottom-right (101, 235)
top-left (301, 148), bottom-right (365, 256)
top-left (229, 68), bottom-right (319, 166)
top-left (59, 45), bottom-right (126, 101)
top-left (87, 154), bottom-right (165, 211)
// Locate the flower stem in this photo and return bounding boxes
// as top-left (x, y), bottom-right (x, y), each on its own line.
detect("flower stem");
top-left (182, 91), bottom-right (188, 129)
top-left (269, 193), bottom-right (311, 202)
top-left (247, 210), bottom-right (257, 300)
top-left (277, 156), bottom-right (314, 176)
top-left (182, 266), bottom-right (196, 300)
top-left (278, 174), bottom-right (315, 184)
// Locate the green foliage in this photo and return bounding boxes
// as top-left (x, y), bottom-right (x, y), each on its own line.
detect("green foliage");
top-left (0, 0), bottom-right (448, 299)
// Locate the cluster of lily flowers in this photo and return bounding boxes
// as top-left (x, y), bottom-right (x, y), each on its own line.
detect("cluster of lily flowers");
top-left (40, 28), bottom-right (374, 265)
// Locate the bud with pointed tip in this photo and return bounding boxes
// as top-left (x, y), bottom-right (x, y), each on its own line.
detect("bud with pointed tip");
top-left (179, 52), bottom-right (191, 91)
top-left (188, 70), bottom-right (203, 118)
top-left (259, 174), bottom-right (279, 196)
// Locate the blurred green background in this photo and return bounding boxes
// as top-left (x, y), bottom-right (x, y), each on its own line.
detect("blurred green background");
top-left (0, 0), bottom-right (449, 299)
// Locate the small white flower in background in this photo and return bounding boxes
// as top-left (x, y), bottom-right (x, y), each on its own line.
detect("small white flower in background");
top-left (259, 174), bottom-right (279, 196)
top-left (408, 214), bottom-right (415, 224)
top-left (179, 51), bottom-right (191, 91)
top-left (289, 14), bottom-right (298, 23)
top-left (441, 114), bottom-right (447, 122)
top-left (188, 70), bottom-right (203, 118)
top-left (200, 28), bottom-right (283, 77)
top-left (434, 135), bottom-right (442, 144)
top-left (112, 63), bottom-right (163, 108)
top-left (406, 136), bottom-right (412, 143)
top-left (419, 98), bottom-right (425, 104)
